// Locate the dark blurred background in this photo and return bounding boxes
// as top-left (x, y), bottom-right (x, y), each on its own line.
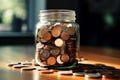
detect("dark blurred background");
top-left (0, 0), bottom-right (120, 49)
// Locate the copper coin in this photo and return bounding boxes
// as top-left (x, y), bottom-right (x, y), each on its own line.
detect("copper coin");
top-left (54, 38), bottom-right (64, 47)
top-left (40, 50), bottom-right (50, 60)
top-left (67, 26), bottom-right (76, 35)
top-left (57, 55), bottom-right (63, 64)
top-left (60, 54), bottom-right (70, 63)
top-left (47, 56), bottom-right (56, 66)
top-left (37, 27), bottom-right (48, 38)
top-left (50, 47), bottom-right (60, 56)
top-left (61, 31), bottom-right (69, 41)
top-left (43, 32), bottom-right (51, 41)
top-left (40, 70), bottom-right (54, 74)
top-left (51, 24), bottom-right (62, 37)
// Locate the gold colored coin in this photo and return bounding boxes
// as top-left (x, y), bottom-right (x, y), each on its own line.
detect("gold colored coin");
top-left (51, 24), bottom-right (62, 37)
top-left (47, 56), bottom-right (56, 66)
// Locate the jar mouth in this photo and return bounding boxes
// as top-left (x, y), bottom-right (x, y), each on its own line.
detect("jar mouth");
top-left (39, 9), bottom-right (76, 22)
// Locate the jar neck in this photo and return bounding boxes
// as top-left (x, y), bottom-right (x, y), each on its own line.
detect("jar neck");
top-left (39, 9), bottom-right (76, 23)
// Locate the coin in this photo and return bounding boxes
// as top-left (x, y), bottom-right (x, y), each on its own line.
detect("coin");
top-left (8, 62), bottom-right (21, 67)
top-left (54, 38), bottom-right (64, 47)
top-left (57, 55), bottom-right (63, 64)
top-left (36, 66), bottom-right (48, 71)
top-left (40, 49), bottom-right (50, 60)
top-left (13, 65), bottom-right (30, 68)
top-left (43, 31), bottom-right (51, 41)
top-left (51, 24), bottom-right (62, 37)
top-left (47, 56), bottom-right (56, 66)
top-left (60, 54), bottom-right (70, 63)
top-left (35, 53), bottom-right (47, 66)
top-left (73, 72), bottom-right (85, 76)
top-left (40, 70), bottom-right (54, 74)
top-left (61, 31), bottom-right (69, 41)
top-left (21, 67), bottom-right (36, 71)
top-left (58, 70), bottom-right (73, 75)
top-left (50, 47), bottom-right (60, 56)
top-left (85, 73), bottom-right (102, 79)
top-left (67, 26), bottom-right (76, 35)
top-left (37, 27), bottom-right (48, 38)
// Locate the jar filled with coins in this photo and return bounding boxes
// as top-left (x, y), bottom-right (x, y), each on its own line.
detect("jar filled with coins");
top-left (35, 9), bottom-right (80, 67)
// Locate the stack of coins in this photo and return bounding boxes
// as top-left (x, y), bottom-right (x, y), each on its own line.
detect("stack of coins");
top-left (35, 23), bottom-right (78, 66)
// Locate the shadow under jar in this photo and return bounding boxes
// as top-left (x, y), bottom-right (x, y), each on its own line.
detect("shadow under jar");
top-left (35, 9), bottom-right (80, 67)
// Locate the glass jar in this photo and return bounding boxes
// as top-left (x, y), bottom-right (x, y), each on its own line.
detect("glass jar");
top-left (35, 9), bottom-right (80, 67)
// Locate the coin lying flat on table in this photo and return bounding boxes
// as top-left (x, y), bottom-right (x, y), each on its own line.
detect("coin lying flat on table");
top-left (73, 72), bottom-right (85, 77)
top-left (47, 56), bottom-right (56, 65)
top-left (60, 54), bottom-right (70, 63)
top-left (13, 65), bottom-right (30, 68)
top-left (21, 66), bottom-right (36, 71)
top-left (40, 70), bottom-right (54, 74)
top-left (85, 73), bottom-right (102, 79)
top-left (58, 70), bottom-right (73, 75)
top-left (51, 24), bottom-right (62, 37)
top-left (8, 62), bottom-right (21, 67)
top-left (54, 38), bottom-right (64, 47)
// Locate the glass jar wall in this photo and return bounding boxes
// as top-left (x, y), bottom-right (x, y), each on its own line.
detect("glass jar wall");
top-left (35, 9), bottom-right (80, 67)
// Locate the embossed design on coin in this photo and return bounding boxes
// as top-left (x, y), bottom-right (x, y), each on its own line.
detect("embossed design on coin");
top-left (54, 38), bottom-right (64, 47)
top-left (47, 56), bottom-right (56, 65)
top-left (51, 24), bottom-right (62, 37)
top-left (40, 50), bottom-right (50, 60)
top-left (60, 54), bottom-right (70, 63)
top-left (61, 31), bottom-right (69, 41)
top-left (42, 32), bottom-right (51, 41)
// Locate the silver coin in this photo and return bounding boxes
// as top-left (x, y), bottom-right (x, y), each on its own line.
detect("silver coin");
top-left (73, 72), bottom-right (85, 76)
top-left (58, 70), bottom-right (73, 75)
top-left (85, 73), bottom-right (102, 78)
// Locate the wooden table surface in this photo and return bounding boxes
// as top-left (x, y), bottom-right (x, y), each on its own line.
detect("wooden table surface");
top-left (0, 45), bottom-right (120, 80)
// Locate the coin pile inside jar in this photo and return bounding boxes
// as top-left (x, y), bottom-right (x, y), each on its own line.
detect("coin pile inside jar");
top-left (35, 23), bottom-right (77, 66)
